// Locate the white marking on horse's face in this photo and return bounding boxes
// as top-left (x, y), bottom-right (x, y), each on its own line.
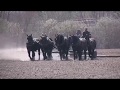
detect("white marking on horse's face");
top-left (90, 38), bottom-right (95, 41)
top-left (64, 37), bottom-right (67, 39)
top-left (47, 37), bottom-right (49, 40)
top-left (79, 38), bottom-right (86, 41)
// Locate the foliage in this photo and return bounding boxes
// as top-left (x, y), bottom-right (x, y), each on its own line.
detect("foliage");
top-left (1, 11), bottom-right (120, 49)
top-left (91, 17), bottom-right (120, 48)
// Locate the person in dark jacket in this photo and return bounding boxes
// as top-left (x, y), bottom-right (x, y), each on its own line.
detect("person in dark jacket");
top-left (76, 30), bottom-right (81, 38)
top-left (82, 28), bottom-right (91, 39)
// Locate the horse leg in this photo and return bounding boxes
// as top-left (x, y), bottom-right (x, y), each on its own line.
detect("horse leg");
top-left (75, 52), bottom-right (78, 59)
top-left (43, 51), bottom-right (46, 60)
top-left (43, 52), bottom-right (47, 60)
top-left (27, 50), bottom-right (32, 60)
top-left (88, 48), bottom-right (92, 59)
top-left (84, 50), bottom-right (87, 60)
top-left (41, 49), bottom-right (46, 60)
top-left (63, 51), bottom-right (66, 59)
top-left (45, 51), bottom-right (48, 59)
top-left (38, 49), bottom-right (40, 60)
top-left (47, 51), bottom-right (50, 60)
top-left (43, 52), bottom-right (46, 60)
top-left (50, 49), bottom-right (53, 60)
top-left (51, 46), bottom-right (54, 59)
top-left (91, 49), bottom-right (94, 60)
top-left (32, 51), bottom-right (35, 61)
top-left (66, 50), bottom-right (68, 60)
top-left (50, 51), bottom-right (53, 60)
top-left (59, 51), bottom-right (62, 60)
top-left (73, 51), bottom-right (76, 60)
top-left (49, 50), bottom-right (52, 60)
top-left (78, 51), bottom-right (82, 60)
top-left (47, 52), bottom-right (49, 60)
top-left (66, 50), bottom-right (69, 60)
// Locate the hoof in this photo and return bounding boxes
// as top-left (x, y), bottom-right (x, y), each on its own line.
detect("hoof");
top-left (91, 58), bottom-right (94, 60)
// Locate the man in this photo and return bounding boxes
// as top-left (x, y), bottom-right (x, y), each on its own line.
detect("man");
top-left (76, 30), bottom-right (81, 38)
top-left (82, 28), bottom-right (91, 39)
top-left (82, 28), bottom-right (92, 47)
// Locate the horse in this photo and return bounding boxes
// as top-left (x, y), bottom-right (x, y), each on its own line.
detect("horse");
top-left (26, 34), bottom-right (41, 61)
top-left (85, 34), bottom-right (96, 60)
top-left (39, 35), bottom-right (55, 60)
top-left (55, 34), bottom-right (71, 60)
top-left (69, 35), bottom-right (87, 60)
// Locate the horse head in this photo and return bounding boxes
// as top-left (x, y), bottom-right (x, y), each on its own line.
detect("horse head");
top-left (27, 34), bottom-right (33, 43)
top-left (70, 35), bottom-right (80, 45)
top-left (55, 34), bottom-right (63, 46)
top-left (39, 35), bottom-right (47, 45)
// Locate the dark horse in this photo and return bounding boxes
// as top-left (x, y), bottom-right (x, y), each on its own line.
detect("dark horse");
top-left (39, 36), bottom-right (55, 60)
top-left (85, 35), bottom-right (96, 60)
top-left (70, 35), bottom-right (87, 60)
top-left (26, 34), bottom-right (41, 61)
top-left (55, 34), bottom-right (71, 60)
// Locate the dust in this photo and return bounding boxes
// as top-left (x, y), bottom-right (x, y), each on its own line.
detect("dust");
top-left (0, 47), bottom-right (61, 61)
top-left (0, 48), bottom-right (29, 61)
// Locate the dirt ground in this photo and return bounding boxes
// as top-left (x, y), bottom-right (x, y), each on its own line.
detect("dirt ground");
top-left (0, 57), bottom-right (120, 79)
top-left (0, 48), bottom-right (120, 79)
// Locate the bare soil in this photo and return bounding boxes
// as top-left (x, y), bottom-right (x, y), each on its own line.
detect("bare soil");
top-left (0, 48), bottom-right (120, 79)
top-left (0, 57), bottom-right (120, 79)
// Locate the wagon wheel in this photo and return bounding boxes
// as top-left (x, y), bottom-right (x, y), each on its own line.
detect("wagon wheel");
top-left (93, 51), bottom-right (97, 58)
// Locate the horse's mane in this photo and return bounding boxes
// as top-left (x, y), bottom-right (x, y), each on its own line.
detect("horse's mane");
top-left (56, 34), bottom-right (64, 43)
top-left (70, 35), bottom-right (80, 44)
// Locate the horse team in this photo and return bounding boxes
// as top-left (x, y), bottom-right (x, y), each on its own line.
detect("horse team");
top-left (26, 33), bottom-right (96, 61)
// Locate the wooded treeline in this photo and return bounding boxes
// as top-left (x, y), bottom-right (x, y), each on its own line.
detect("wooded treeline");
top-left (0, 11), bottom-right (120, 49)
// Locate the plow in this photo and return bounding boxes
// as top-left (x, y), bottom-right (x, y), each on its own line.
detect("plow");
top-left (52, 49), bottom-right (120, 58)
